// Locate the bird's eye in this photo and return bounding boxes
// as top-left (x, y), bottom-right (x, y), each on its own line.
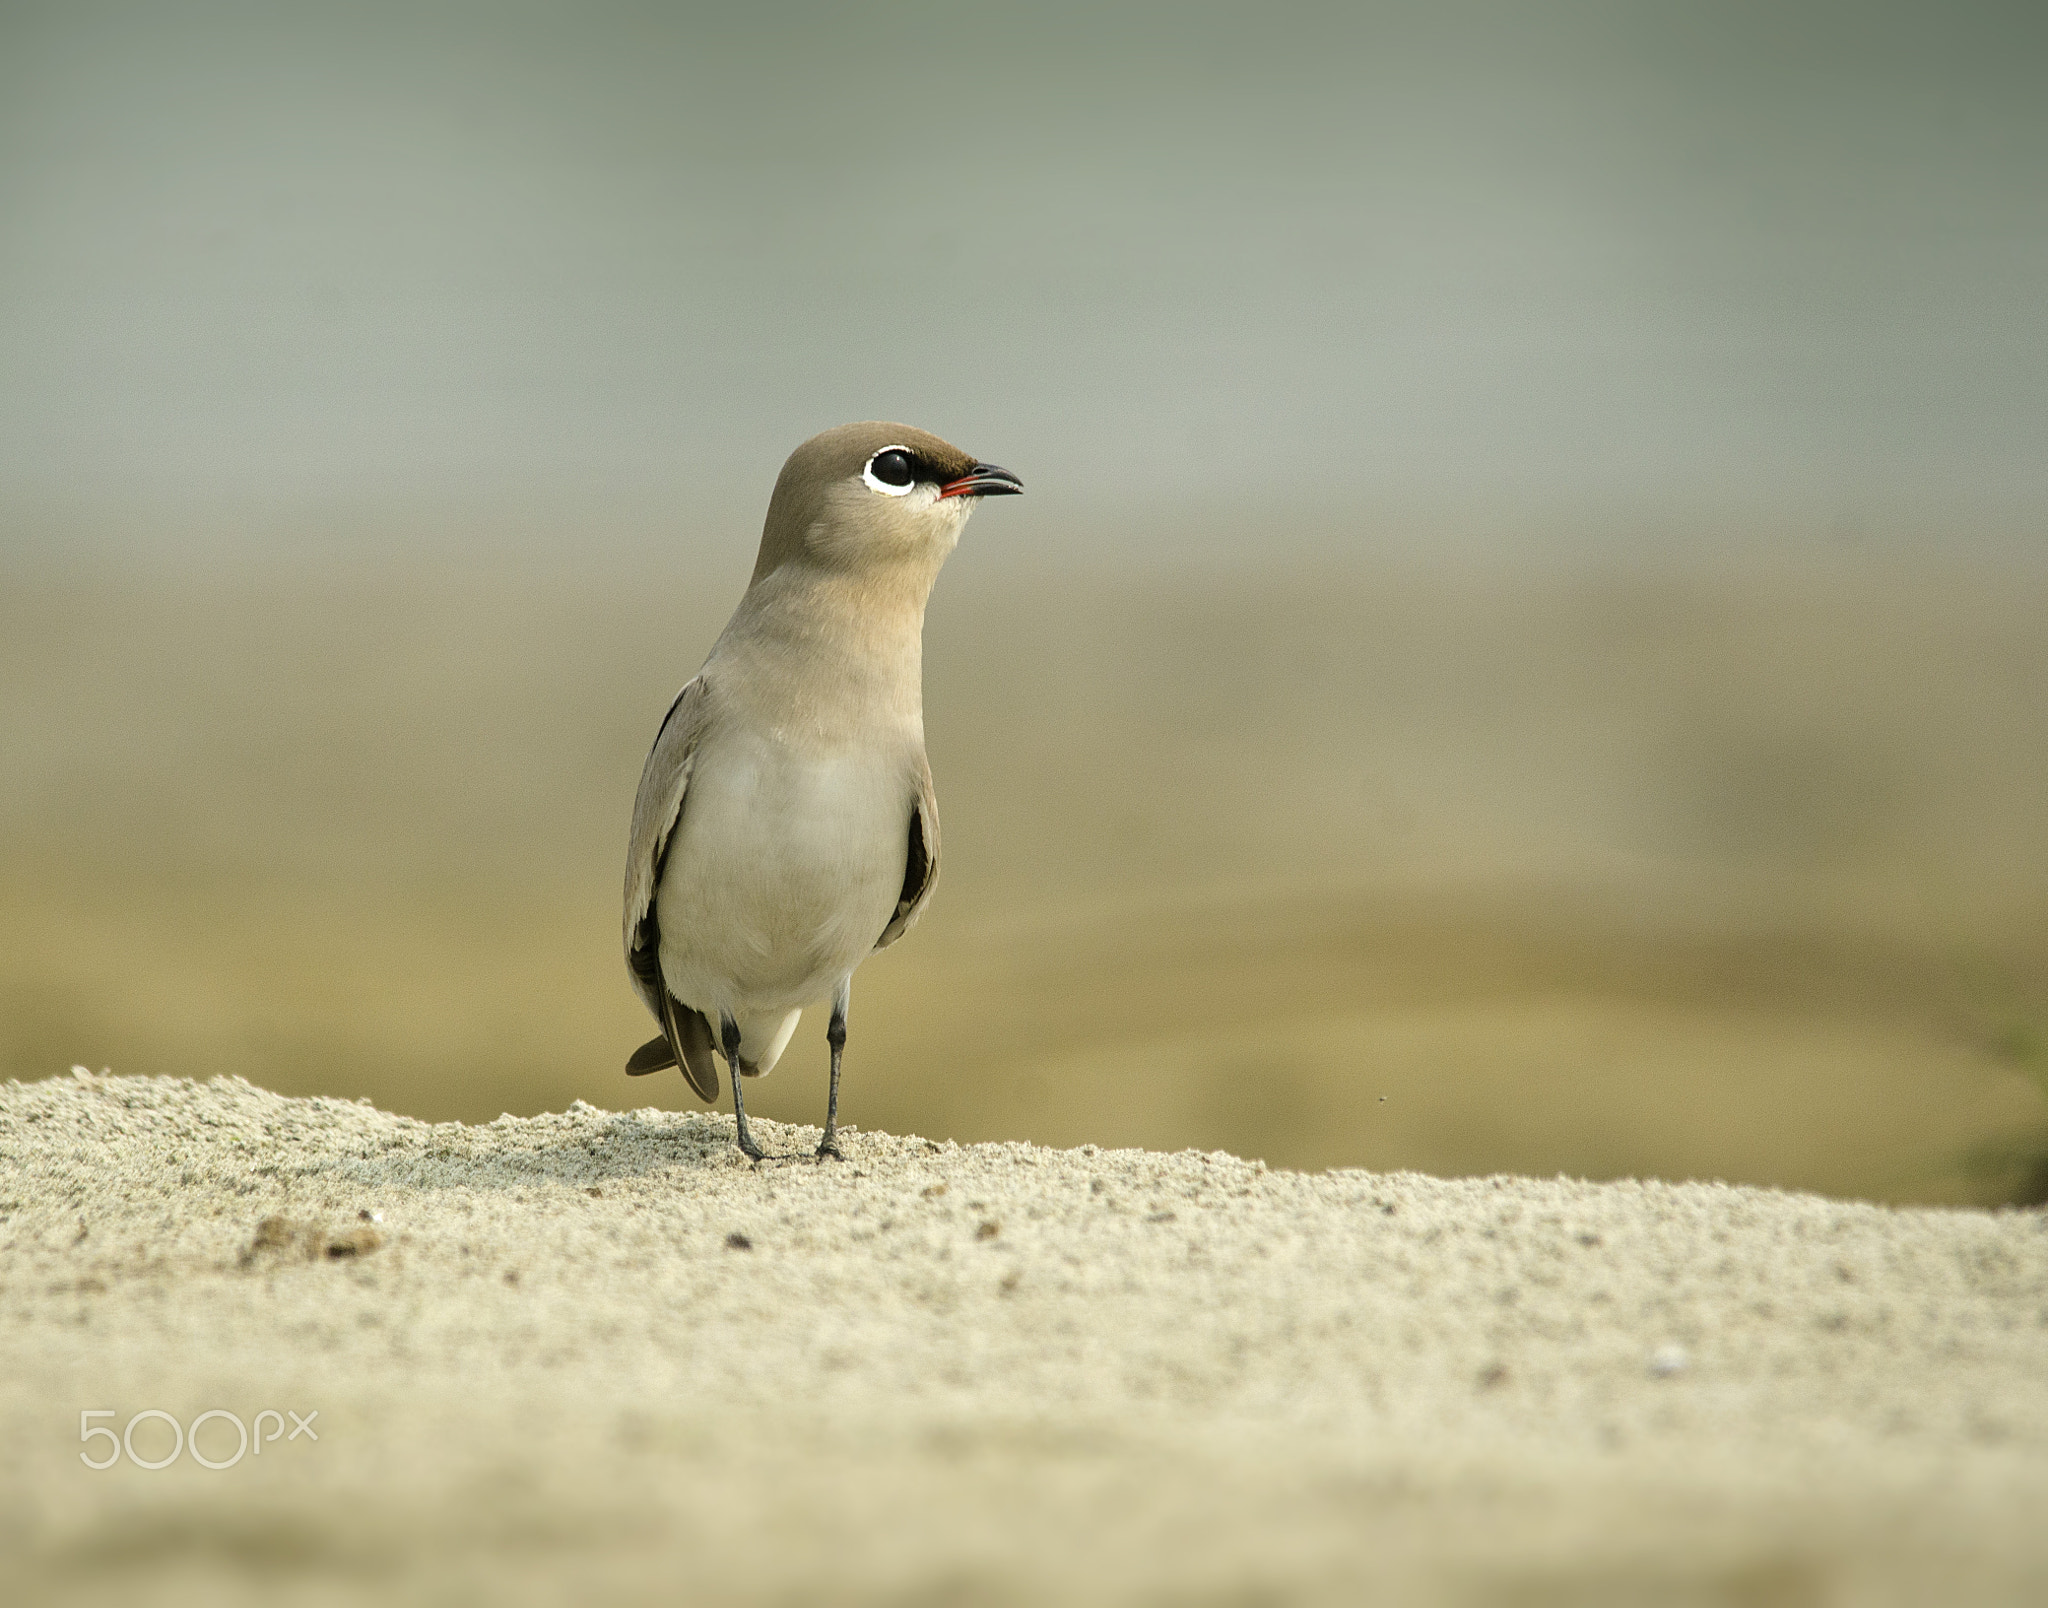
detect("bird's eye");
top-left (862, 448), bottom-right (918, 496)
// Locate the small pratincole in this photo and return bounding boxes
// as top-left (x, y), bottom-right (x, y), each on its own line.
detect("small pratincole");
top-left (620, 422), bottom-right (1022, 1160)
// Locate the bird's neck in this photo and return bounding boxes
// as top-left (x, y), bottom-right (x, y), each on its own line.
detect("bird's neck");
top-left (714, 560), bottom-right (936, 734)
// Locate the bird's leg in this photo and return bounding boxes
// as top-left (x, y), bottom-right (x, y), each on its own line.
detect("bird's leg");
top-left (817, 979), bottom-right (850, 1161)
top-left (721, 1013), bottom-right (765, 1161)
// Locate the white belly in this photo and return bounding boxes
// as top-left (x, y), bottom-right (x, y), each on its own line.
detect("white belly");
top-left (655, 725), bottom-right (910, 1054)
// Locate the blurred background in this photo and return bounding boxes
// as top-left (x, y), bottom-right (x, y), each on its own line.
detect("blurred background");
top-left (4, 0), bottom-right (2045, 1204)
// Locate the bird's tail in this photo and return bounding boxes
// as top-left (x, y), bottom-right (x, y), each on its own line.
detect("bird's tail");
top-left (622, 994), bottom-right (720, 1103)
top-left (624, 1036), bottom-right (674, 1075)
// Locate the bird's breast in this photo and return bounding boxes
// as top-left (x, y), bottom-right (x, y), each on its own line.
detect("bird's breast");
top-left (655, 725), bottom-right (916, 1011)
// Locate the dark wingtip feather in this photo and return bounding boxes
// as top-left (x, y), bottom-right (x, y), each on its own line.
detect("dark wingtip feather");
top-left (663, 992), bottom-right (722, 1103)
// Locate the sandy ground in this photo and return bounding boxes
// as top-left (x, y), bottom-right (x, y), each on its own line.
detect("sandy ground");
top-left (3, 1073), bottom-right (2046, 1606)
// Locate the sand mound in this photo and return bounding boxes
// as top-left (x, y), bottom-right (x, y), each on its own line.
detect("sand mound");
top-left (4, 1072), bottom-right (2046, 1605)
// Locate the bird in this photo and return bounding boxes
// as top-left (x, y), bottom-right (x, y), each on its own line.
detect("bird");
top-left (621, 422), bottom-right (1021, 1160)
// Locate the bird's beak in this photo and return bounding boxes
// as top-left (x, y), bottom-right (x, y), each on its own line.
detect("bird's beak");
top-left (937, 463), bottom-right (1023, 499)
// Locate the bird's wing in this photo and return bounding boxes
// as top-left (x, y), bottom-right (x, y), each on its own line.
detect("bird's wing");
top-left (876, 754), bottom-right (940, 951)
top-left (621, 675), bottom-right (722, 1102)
top-left (661, 991), bottom-right (722, 1104)
top-left (622, 674), bottom-right (710, 1017)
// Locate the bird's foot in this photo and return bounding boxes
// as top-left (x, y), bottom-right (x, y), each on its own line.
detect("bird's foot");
top-left (734, 1124), bottom-right (767, 1163)
top-left (815, 1133), bottom-right (844, 1162)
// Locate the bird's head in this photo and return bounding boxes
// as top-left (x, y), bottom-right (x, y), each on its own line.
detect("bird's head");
top-left (752, 421), bottom-right (1022, 583)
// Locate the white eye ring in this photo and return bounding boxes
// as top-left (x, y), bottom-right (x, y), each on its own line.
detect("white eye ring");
top-left (862, 448), bottom-right (918, 497)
